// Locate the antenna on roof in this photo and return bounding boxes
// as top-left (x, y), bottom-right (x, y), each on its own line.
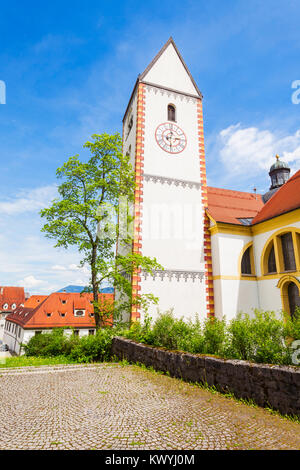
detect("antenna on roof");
top-left (253, 187), bottom-right (257, 200)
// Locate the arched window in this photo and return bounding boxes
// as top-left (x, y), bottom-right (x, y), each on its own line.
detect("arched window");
top-left (281, 232), bottom-right (296, 271)
top-left (267, 244), bottom-right (277, 273)
top-left (241, 247), bottom-right (252, 274)
top-left (168, 104), bottom-right (176, 122)
top-left (261, 228), bottom-right (300, 276)
top-left (240, 243), bottom-right (255, 276)
top-left (288, 282), bottom-right (300, 319)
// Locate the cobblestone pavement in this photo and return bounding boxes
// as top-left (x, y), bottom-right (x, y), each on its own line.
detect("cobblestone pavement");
top-left (0, 363), bottom-right (299, 450)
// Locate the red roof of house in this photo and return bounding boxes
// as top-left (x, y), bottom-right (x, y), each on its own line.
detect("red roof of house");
top-left (24, 295), bottom-right (48, 309)
top-left (252, 170), bottom-right (300, 225)
top-left (0, 286), bottom-right (25, 312)
top-left (207, 187), bottom-right (264, 225)
top-left (6, 292), bottom-right (114, 329)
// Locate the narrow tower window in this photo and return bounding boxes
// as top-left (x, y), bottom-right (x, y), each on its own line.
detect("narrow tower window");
top-left (168, 104), bottom-right (176, 122)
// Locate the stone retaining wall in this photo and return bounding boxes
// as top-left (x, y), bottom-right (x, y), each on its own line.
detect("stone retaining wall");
top-left (111, 337), bottom-right (300, 416)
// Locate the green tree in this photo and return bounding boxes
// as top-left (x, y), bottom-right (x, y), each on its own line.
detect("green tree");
top-left (40, 133), bottom-right (162, 329)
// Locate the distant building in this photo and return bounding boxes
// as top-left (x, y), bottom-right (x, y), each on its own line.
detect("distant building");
top-left (4, 292), bottom-right (114, 354)
top-left (0, 287), bottom-right (25, 341)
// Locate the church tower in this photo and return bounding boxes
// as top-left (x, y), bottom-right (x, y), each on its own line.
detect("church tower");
top-left (120, 38), bottom-right (213, 322)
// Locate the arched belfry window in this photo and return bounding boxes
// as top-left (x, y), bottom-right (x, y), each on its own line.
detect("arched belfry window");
top-left (168, 104), bottom-right (176, 122)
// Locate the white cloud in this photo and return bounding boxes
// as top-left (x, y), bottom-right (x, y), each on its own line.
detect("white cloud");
top-left (0, 185), bottom-right (57, 215)
top-left (51, 263), bottom-right (89, 274)
top-left (18, 275), bottom-right (44, 289)
top-left (51, 265), bottom-right (67, 271)
top-left (219, 124), bottom-right (300, 176)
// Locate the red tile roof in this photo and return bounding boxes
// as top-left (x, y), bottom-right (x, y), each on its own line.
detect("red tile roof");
top-left (24, 295), bottom-right (48, 309)
top-left (6, 292), bottom-right (114, 329)
top-left (252, 170), bottom-right (300, 225)
top-left (207, 187), bottom-right (264, 225)
top-left (0, 287), bottom-right (25, 312)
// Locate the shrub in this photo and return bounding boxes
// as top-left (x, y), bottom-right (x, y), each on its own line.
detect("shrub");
top-left (226, 310), bottom-right (290, 364)
top-left (24, 328), bottom-right (74, 357)
top-left (123, 309), bottom-right (300, 366)
top-left (122, 314), bottom-right (153, 345)
top-left (148, 310), bottom-right (197, 351)
top-left (68, 328), bottom-right (114, 363)
top-left (24, 327), bottom-right (115, 362)
top-left (23, 310), bottom-right (300, 367)
top-left (226, 312), bottom-right (255, 361)
top-left (202, 317), bottom-right (227, 356)
top-left (284, 307), bottom-right (300, 342)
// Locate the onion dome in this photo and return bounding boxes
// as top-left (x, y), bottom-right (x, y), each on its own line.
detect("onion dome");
top-left (270, 154), bottom-right (290, 173)
top-left (262, 155), bottom-right (290, 203)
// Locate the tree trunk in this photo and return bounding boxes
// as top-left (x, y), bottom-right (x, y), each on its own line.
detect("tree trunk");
top-left (91, 245), bottom-right (101, 330)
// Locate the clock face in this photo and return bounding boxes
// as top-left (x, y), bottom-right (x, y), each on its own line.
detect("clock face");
top-left (155, 123), bottom-right (187, 154)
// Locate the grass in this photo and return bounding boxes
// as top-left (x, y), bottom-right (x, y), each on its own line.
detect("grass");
top-left (0, 355), bottom-right (77, 368)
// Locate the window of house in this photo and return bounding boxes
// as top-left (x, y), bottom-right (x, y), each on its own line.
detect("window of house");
top-left (281, 233), bottom-right (296, 271)
top-left (35, 331), bottom-right (42, 335)
top-left (3, 304), bottom-right (8, 310)
top-left (60, 313), bottom-right (66, 317)
top-left (168, 104), bottom-right (176, 122)
top-left (74, 310), bottom-right (85, 317)
top-left (88, 329), bottom-right (95, 336)
top-left (241, 246), bottom-right (252, 275)
top-left (11, 303), bottom-right (16, 310)
top-left (74, 330), bottom-right (79, 336)
top-left (267, 244), bottom-right (277, 273)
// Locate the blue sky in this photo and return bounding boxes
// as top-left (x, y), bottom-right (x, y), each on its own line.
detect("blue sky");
top-left (0, 0), bottom-right (300, 293)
